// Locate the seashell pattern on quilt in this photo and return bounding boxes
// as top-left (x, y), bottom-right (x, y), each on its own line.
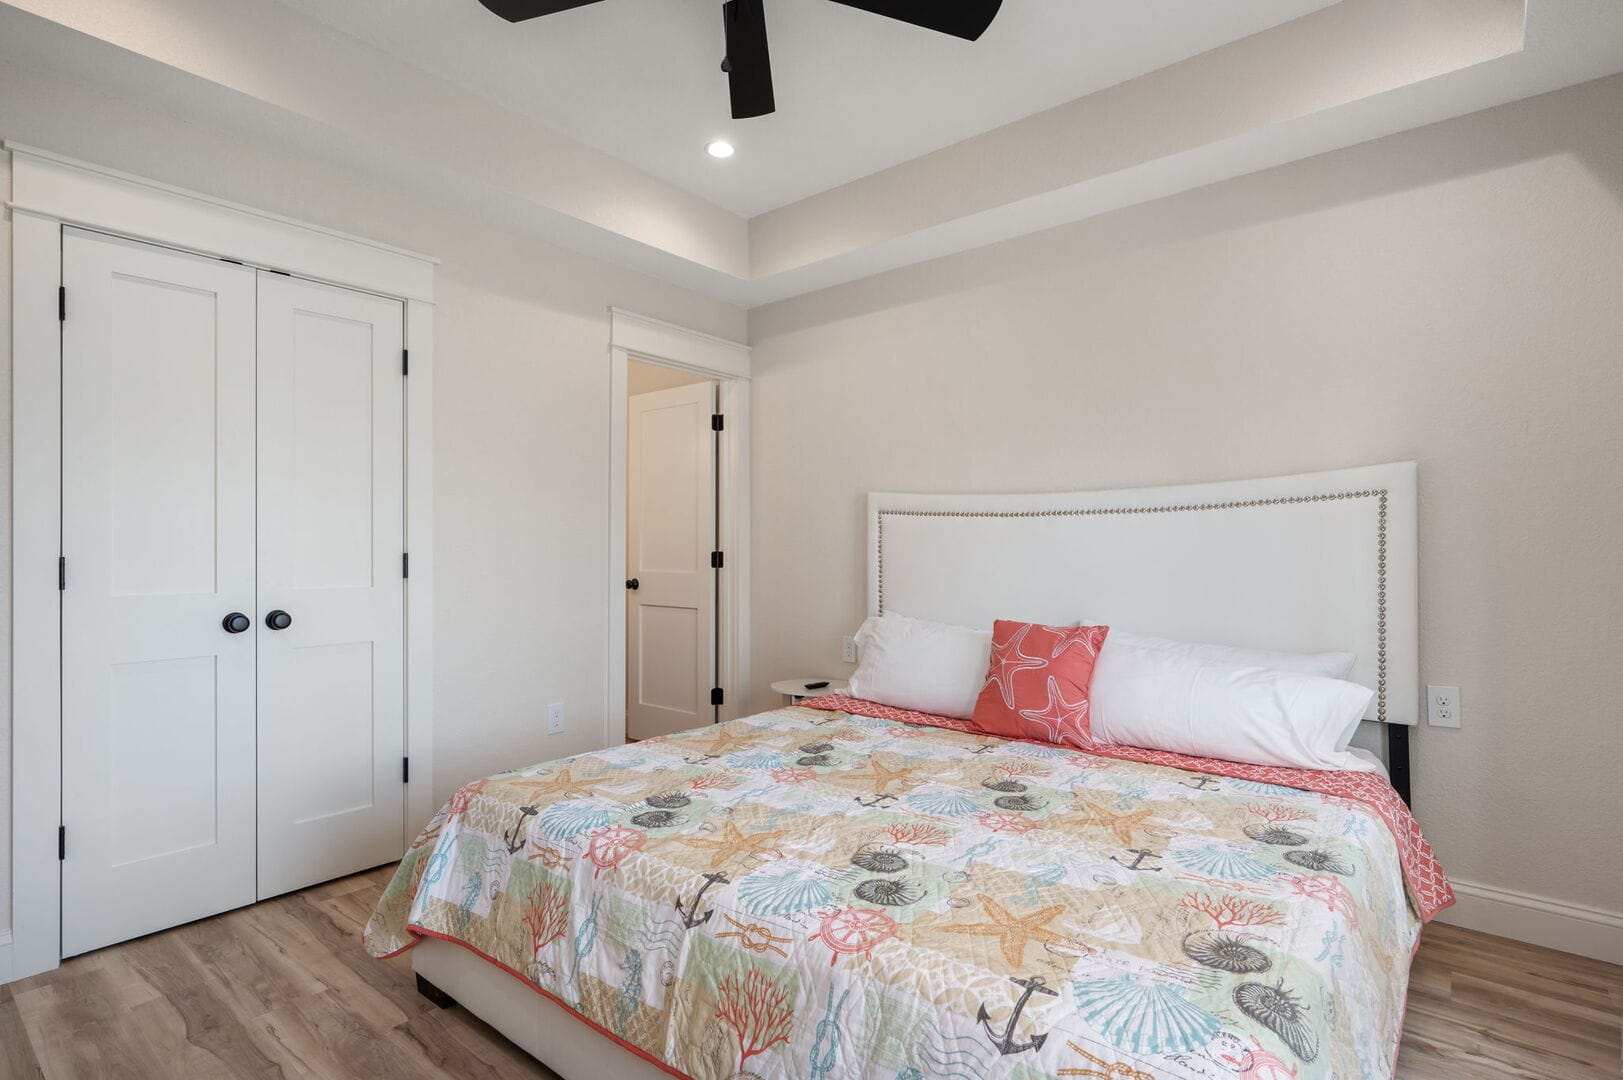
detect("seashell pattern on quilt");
top-left (366, 700), bottom-right (1444, 1079)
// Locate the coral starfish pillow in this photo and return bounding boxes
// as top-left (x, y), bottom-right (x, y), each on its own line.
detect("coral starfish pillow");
top-left (971, 620), bottom-right (1110, 748)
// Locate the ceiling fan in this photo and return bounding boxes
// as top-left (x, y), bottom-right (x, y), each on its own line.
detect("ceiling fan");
top-left (476, 0), bottom-right (1004, 119)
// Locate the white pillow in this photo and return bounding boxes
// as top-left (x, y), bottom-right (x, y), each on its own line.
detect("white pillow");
top-left (1090, 637), bottom-right (1377, 773)
top-left (847, 612), bottom-right (991, 720)
top-left (1343, 746), bottom-right (1389, 779)
top-left (1098, 629), bottom-right (1355, 680)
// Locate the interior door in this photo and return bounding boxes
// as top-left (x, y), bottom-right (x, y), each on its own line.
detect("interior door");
top-left (60, 228), bottom-right (259, 955)
top-left (627, 381), bottom-right (718, 740)
top-left (256, 273), bottom-right (406, 899)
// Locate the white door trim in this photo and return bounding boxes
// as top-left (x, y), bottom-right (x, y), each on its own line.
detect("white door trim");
top-left (6, 143), bottom-right (437, 983)
top-left (608, 309), bottom-right (750, 746)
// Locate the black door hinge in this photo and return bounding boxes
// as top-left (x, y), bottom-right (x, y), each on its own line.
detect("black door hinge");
top-left (402, 553), bottom-right (410, 579)
top-left (711, 413), bottom-right (724, 432)
top-left (58, 826), bottom-right (66, 861)
top-left (58, 286), bottom-right (66, 322)
top-left (710, 687), bottom-right (724, 707)
top-left (402, 756), bottom-right (410, 783)
top-left (710, 550), bottom-right (724, 569)
top-left (58, 556), bottom-right (67, 591)
top-left (402, 348), bottom-right (409, 376)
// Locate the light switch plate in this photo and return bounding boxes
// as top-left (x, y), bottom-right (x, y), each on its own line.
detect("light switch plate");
top-left (547, 702), bottom-right (565, 735)
top-left (1426, 685), bottom-right (1461, 728)
top-left (841, 636), bottom-right (858, 664)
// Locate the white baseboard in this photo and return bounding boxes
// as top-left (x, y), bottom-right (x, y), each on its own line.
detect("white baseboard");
top-left (0, 932), bottom-right (13, 985)
top-left (1436, 878), bottom-right (1623, 966)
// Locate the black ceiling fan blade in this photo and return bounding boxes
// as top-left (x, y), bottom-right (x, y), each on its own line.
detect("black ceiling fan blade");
top-left (826, 0), bottom-right (1002, 40)
top-left (722, 0), bottom-right (776, 119)
top-left (476, 0), bottom-right (607, 23)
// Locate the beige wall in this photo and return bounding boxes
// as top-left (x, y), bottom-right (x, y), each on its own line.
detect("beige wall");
top-left (628, 360), bottom-right (712, 397)
top-left (747, 74), bottom-right (1623, 916)
top-left (0, 58), bottom-right (745, 936)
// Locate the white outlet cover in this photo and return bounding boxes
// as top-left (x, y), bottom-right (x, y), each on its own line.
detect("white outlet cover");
top-left (1426, 685), bottom-right (1461, 728)
top-left (841, 636), bottom-right (858, 664)
top-left (547, 702), bottom-right (565, 734)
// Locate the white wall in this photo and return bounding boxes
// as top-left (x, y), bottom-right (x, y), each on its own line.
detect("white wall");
top-left (747, 74), bottom-right (1623, 926)
top-left (0, 58), bottom-right (745, 937)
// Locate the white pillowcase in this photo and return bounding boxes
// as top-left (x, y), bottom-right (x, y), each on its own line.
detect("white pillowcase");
top-left (847, 612), bottom-right (991, 720)
top-left (1343, 746), bottom-right (1389, 779)
top-left (1090, 635), bottom-right (1377, 773)
top-left (1098, 629), bottom-right (1355, 680)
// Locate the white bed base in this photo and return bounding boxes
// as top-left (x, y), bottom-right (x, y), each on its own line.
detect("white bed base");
top-left (413, 938), bottom-right (670, 1080)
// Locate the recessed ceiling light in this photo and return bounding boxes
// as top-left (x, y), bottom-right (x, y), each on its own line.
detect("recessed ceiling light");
top-left (706, 140), bottom-right (736, 160)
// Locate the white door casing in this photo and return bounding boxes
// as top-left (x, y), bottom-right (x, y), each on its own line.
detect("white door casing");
top-left (627, 381), bottom-right (717, 740)
top-left (60, 228), bottom-right (259, 955)
top-left (607, 312), bottom-right (750, 749)
top-left (256, 273), bottom-right (407, 900)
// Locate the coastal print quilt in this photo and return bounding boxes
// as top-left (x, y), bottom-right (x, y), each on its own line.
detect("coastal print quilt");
top-left (366, 700), bottom-right (1445, 1080)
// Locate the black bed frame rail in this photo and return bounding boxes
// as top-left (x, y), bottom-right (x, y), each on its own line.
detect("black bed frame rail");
top-left (416, 973), bottom-right (458, 1010)
top-left (1386, 723), bottom-right (1411, 806)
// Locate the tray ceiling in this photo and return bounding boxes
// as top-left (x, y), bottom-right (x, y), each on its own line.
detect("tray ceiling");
top-left (273, 0), bottom-right (1342, 216)
top-left (5, 0), bottom-right (1623, 306)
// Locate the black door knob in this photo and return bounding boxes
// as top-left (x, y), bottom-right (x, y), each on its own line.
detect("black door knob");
top-left (626, 578), bottom-right (639, 591)
top-left (265, 609), bottom-right (293, 631)
top-left (221, 612), bottom-right (251, 634)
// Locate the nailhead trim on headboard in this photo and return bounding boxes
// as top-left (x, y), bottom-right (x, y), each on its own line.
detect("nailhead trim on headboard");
top-left (876, 488), bottom-right (1391, 721)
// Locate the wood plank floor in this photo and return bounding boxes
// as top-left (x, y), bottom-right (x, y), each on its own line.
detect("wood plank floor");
top-left (1401, 921), bottom-right (1621, 1078)
top-left (0, 866), bottom-right (556, 1080)
top-left (1, 866), bottom-right (1617, 1078)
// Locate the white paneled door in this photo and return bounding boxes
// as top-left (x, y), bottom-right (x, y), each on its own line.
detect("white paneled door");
top-left (627, 382), bottom-right (717, 740)
top-left (256, 274), bottom-right (406, 900)
top-left (60, 229), bottom-right (408, 954)
top-left (61, 229), bottom-right (260, 955)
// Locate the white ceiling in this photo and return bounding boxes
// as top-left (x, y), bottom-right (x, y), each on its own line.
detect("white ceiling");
top-left (13, 0), bottom-right (1623, 306)
top-left (272, 0), bottom-right (1341, 216)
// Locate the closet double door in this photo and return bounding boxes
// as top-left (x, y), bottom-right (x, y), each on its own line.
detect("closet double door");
top-left (59, 228), bottom-right (406, 956)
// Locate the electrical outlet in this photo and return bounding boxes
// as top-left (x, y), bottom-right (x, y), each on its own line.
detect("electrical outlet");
top-left (841, 635), bottom-right (858, 664)
top-left (547, 702), bottom-right (565, 735)
top-left (1426, 685), bottom-right (1461, 728)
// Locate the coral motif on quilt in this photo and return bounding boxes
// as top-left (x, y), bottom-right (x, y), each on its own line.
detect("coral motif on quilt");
top-left (366, 699), bottom-right (1445, 1080)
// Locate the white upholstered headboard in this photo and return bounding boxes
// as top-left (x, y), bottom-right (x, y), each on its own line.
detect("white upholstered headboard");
top-left (866, 462), bottom-right (1419, 730)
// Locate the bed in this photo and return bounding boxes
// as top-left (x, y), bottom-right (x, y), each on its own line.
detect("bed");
top-left (366, 462), bottom-right (1452, 1079)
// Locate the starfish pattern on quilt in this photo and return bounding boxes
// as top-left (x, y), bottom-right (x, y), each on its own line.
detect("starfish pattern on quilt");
top-left (367, 699), bottom-right (1451, 1079)
top-left (939, 892), bottom-right (1089, 967)
top-left (688, 725), bottom-right (769, 758)
top-left (675, 820), bottom-right (790, 867)
top-left (841, 754), bottom-right (926, 794)
top-left (1057, 798), bottom-right (1163, 847)
top-left (510, 765), bottom-right (600, 801)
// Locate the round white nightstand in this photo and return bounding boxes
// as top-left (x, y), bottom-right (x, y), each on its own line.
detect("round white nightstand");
top-left (771, 678), bottom-right (850, 705)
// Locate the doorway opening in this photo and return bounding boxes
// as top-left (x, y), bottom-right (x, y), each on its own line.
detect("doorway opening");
top-left (625, 361), bottom-right (720, 741)
top-left (607, 310), bottom-right (750, 748)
